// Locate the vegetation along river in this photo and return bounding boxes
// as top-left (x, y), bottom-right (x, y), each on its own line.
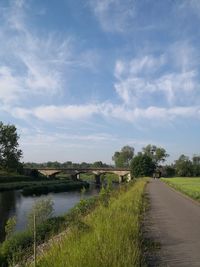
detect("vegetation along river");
top-left (0, 183), bottom-right (99, 242)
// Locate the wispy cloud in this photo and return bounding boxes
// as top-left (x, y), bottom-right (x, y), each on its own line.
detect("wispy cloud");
top-left (88, 0), bottom-right (135, 33)
top-left (0, 0), bottom-right (102, 107)
top-left (10, 102), bottom-right (200, 124)
top-left (0, 0), bottom-right (72, 105)
top-left (12, 104), bottom-right (100, 121)
top-left (179, 0), bottom-right (200, 17)
top-left (114, 43), bottom-right (200, 107)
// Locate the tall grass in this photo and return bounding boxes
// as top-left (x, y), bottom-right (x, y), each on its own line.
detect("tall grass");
top-left (162, 177), bottom-right (200, 201)
top-left (34, 179), bottom-right (147, 267)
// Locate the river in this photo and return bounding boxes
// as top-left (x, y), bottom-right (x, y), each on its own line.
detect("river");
top-left (0, 183), bottom-right (99, 243)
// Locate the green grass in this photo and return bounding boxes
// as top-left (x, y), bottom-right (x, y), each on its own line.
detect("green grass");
top-left (31, 179), bottom-right (147, 267)
top-left (0, 197), bottom-right (99, 266)
top-left (162, 177), bottom-right (200, 201)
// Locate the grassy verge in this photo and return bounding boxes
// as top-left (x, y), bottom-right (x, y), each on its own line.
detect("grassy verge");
top-left (0, 196), bottom-right (99, 266)
top-left (32, 179), bottom-right (147, 267)
top-left (161, 177), bottom-right (200, 201)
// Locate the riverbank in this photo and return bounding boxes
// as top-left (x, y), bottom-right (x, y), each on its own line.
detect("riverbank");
top-left (0, 179), bottom-right (89, 194)
top-left (29, 179), bottom-right (147, 267)
top-left (0, 179), bottom-right (148, 266)
top-left (0, 170), bottom-right (39, 183)
top-left (0, 169), bottom-right (89, 194)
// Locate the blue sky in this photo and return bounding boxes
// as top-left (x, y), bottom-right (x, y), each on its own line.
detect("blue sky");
top-left (0, 0), bottom-right (200, 164)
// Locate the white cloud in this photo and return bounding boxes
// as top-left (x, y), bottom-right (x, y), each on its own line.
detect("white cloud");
top-left (0, 1), bottom-right (72, 105)
top-left (89, 0), bottom-right (135, 33)
top-left (12, 104), bottom-right (101, 121)
top-left (102, 104), bottom-right (200, 122)
top-left (10, 102), bottom-right (200, 124)
top-left (0, 66), bottom-right (24, 104)
top-left (114, 44), bottom-right (200, 107)
top-left (0, 0), bottom-right (101, 106)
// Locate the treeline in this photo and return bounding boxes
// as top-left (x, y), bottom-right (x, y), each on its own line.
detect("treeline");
top-left (112, 145), bottom-right (168, 177)
top-left (163, 154), bottom-right (200, 177)
top-left (112, 145), bottom-right (200, 178)
top-left (24, 161), bottom-right (112, 169)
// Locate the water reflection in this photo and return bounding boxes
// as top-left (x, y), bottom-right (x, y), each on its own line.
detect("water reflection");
top-left (0, 190), bottom-right (22, 242)
top-left (0, 184), bottom-right (99, 243)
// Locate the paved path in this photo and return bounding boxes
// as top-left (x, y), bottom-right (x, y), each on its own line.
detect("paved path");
top-left (145, 179), bottom-right (200, 267)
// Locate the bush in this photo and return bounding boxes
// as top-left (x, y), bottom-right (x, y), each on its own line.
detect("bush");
top-left (0, 230), bottom-right (33, 265)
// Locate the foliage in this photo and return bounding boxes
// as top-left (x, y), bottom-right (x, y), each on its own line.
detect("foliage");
top-left (5, 216), bottom-right (16, 240)
top-left (0, 172), bottom-right (41, 183)
top-left (112, 145), bottom-right (134, 167)
top-left (174, 154), bottom-right (193, 176)
top-left (0, 230), bottom-right (33, 266)
top-left (99, 185), bottom-right (111, 207)
top-left (162, 165), bottom-right (176, 177)
top-left (92, 161), bottom-right (107, 168)
top-left (0, 196), bottom-right (99, 266)
top-left (32, 179), bottom-right (147, 267)
top-left (142, 144), bottom-right (168, 166)
top-left (0, 122), bottom-right (22, 172)
top-left (27, 197), bottom-right (54, 229)
top-left (22, 181), bottom-right (89, 195)
top-left (0, 180), bottom-right (89, 193)
top-left (192, 155), bottom-right (200, 176)
top-left (131, 153), bottom-right (155, 177)
top-left (24, 160), bottom-right (111, 169)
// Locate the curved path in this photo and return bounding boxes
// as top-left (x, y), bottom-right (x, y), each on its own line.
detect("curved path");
top-left (145, 179), bottom-right (200, 267)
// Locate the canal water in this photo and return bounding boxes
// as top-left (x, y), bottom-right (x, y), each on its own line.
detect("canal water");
top-left (0, 184), bottom-right (99, 243)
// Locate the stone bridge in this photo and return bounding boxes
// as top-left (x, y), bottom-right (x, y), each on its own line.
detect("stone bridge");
top-left (25, 168), bottom-right (132, 184)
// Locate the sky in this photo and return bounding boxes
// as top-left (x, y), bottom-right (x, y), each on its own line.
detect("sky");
top-left (0, 0), bottom-right (200, 164)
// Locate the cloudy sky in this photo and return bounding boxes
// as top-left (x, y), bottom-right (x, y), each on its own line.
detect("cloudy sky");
top-left (0, 0), bottom-right (200, 163)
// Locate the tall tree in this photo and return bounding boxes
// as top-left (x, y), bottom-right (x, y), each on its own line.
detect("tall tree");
top-left (130, 153), bottom-right (155, 177)
top-left (142, 144), bottom-right (168, 166)
top-left (192, 155), bottom-right (200, 176)
top-left (112, 146), bottom-right (134, 168)
top-left (175, 154), bottom-right (193, 177)
top-left (0, 122), bottom-right (22, 171)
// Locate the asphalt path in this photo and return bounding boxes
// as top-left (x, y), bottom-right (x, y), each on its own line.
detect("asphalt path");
top-left (145, 179), bottom-right (200, 267)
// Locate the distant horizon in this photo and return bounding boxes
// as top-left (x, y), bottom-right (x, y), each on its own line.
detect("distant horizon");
top-left (1, 0), bottom-right (200, 163)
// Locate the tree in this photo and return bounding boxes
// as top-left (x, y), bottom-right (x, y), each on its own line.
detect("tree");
top-left (162, 165), bottom-right (176, 177)
top-left (0, 122), bottom-right (22, 171)
top-left (27, 197), bottom-right (54, 230)
top-left (112, 146), bottom-right (134, 168)
top-left (130, 153), bottom-right (155, 177)
top-left (5, 216), bottom-right (16, 239)
top-left (92, 161), bottom-right (104, 168)
top-left (175, 154), bottom-right (193, 177)
top-left (192, 155), bottom-right (200, 176)
top-left (142, 144), bottom-right (168, 166)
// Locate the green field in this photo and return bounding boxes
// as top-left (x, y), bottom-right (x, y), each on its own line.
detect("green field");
top-left (162, 177), bottom-right (200, 201)
top-left (28, 179), bottom-right (147, 267)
